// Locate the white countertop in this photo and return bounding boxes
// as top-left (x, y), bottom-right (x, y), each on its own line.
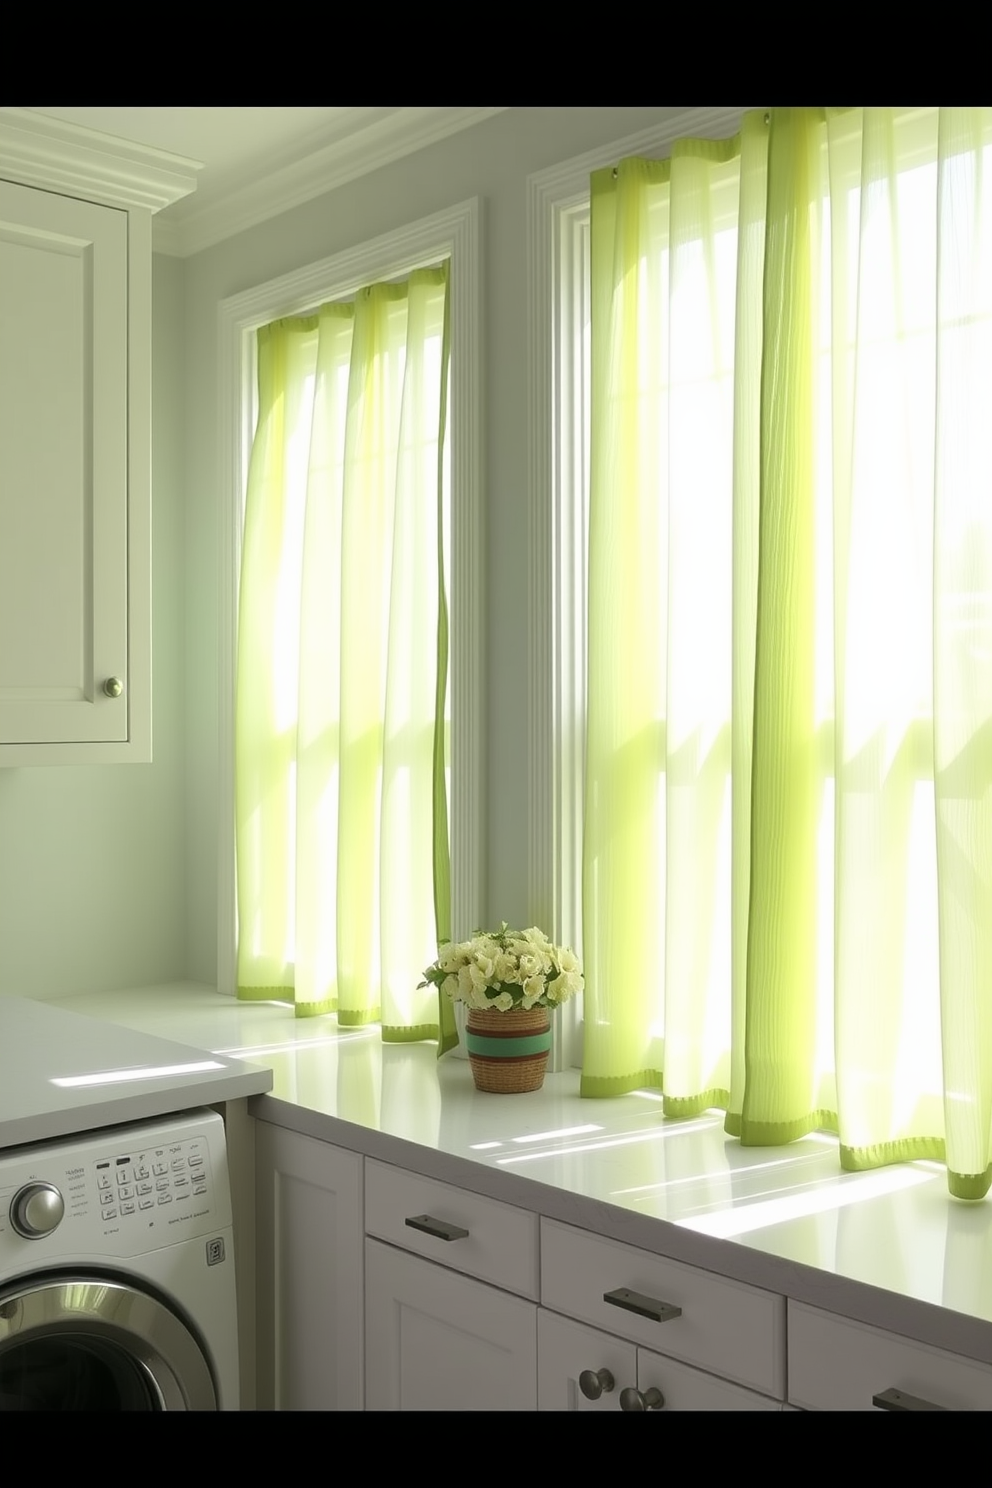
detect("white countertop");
top-left (34, 982), bottom-right (992, 1368)
top-left (0, 995), bottom-right (272, 1148)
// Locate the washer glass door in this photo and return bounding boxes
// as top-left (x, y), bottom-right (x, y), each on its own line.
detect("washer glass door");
top-left (0, 1276), bottom-right (217, 1411)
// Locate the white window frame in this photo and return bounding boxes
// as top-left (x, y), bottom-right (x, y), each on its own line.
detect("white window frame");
top-left (216, 198), bottom-right (485, 999)
top-left (525, 112), bottom-right (747, 1068)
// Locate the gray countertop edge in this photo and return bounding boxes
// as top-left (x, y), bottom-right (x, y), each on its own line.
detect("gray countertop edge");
top-left (249, 1090), bottom-right (992, 1371)
top-left (1, 1066), bottom-right (273, 1151)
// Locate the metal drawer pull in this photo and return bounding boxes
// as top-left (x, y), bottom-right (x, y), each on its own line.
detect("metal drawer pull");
top-left (872, 1388), bottom-right (946, 1412)
top-left (603, 1287), bottom-right (682, 1324)
top-left (620, 1386), bottom-right (665, 1411)
top-left (405, 1213), bottom-right (470, 1242)
top-left (579, 1368), bottom-right (615, 1401)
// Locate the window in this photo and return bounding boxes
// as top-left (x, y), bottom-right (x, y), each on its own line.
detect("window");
top-left (218, 201), bottom-right (484, 1040)
top-left (527, 110), bottom-right (744, 1070)
top-left (531, 108), bottom-right (992, 1197)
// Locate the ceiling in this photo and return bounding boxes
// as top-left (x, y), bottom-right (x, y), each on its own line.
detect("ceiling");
top-left (22, 107), bottom-right (508, 257)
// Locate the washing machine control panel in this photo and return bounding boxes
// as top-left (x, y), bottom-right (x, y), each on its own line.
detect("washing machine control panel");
top-left (92, 1132), bottom-right (212, 1222)
top-left (1, 1110), bottom-right (232, 1256)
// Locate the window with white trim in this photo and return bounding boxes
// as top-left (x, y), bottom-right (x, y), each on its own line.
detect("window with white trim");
top-left (217, 201), bottom-right (484, 1013)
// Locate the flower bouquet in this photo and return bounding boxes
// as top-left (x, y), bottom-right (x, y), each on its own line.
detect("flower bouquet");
top-left (420, 923), bottom-right (583, 1092)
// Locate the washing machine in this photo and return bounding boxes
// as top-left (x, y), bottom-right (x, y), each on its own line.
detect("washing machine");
top-left (0, 1108), bottom-right (240, 1411)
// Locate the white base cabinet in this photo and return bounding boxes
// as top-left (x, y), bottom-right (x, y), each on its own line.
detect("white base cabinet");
top-left (253, 1117), bottom-right (992, 1412)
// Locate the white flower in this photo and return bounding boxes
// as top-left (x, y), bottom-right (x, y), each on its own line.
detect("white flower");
top-left (422, 925), bottom-right (583, 1012)
top-left (523, 974), bottom-right (544, 1003)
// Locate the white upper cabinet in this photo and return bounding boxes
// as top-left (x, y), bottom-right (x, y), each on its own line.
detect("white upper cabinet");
top-left (0, 109), bottom-right (198, 764)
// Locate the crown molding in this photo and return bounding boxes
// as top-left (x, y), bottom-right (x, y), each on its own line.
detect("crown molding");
top-left (0, 107), bottom-right (200, 213)
top-left (155, 106), bottom-right (506, 257)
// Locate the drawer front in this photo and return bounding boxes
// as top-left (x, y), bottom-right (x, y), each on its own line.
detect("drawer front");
top-left (789, 1301), bottom-right (992, 1411)
top-left (540, 1218), bottom-right (786, 1398)
top-left (365, 1159), bottom-right (539, 1299)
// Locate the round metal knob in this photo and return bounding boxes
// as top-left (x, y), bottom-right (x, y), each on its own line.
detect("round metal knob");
top-left (579, 1367), bottom-right (615, 1400)
top-left (10, 1182), bottom-right (65, 1239)
top-left (103, 676), bottom-right (124, 698)
top-left (620, 1385), bottom-right (665, 1411)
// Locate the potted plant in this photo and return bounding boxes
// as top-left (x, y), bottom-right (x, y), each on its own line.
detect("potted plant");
top-left (420, 923), bottom-right (583, 1092)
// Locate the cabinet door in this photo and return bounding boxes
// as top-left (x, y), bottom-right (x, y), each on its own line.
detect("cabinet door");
top-left (255, 1122), bottom-right (364, 1411)
top-left (0, 177), bottom-right (149, 762)
top-left (365, 1238), bottom-right (537, 1410)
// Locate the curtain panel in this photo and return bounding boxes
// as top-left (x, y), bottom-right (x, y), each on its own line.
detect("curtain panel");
top-left (235, 265), bottom-right (455, 1051)
top-left (582, 107), bottom-right (992, 1198)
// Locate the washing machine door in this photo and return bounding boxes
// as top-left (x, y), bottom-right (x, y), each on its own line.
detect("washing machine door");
top-left (0, 1275), bottom-right (217, 1411)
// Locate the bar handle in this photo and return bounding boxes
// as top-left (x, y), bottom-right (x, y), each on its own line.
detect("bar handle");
top-left (872, 1387), bottom-right (946, 1412)
top-left (603, 1287), bottom-right (682, 1324)
top-left (405, 1213), bottom-right (470, 1243)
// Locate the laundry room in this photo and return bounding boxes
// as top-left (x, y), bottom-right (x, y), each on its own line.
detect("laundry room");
top-left (3, 105), bottom-right (992, 1413)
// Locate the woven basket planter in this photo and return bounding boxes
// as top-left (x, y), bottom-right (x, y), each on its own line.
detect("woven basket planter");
top-left (464, 1005), bottom-right (552, 1093)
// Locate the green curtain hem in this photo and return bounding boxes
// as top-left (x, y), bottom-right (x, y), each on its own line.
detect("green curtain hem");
top-left (739, 1108), bottom-right (839, 1146)
top-left (663, 1089), bottom-right (731, 1119)
top-left (292, 999), bottom-right (338, 1019)
top-left (237, 985), bottom-right (295, 1003)
top-left (947, 1167), bottom-right (992, 1202)
top-left (381, 1023), bottom-right (441, 1044)
top-left (839, 1136), bottom-right (946, 1171)
top-left (337, 1008), bottom-right (381, 1027)
top-left (579, 1069), bottom-right (664, 1098)
top-left (841, 1139), bottom-right (992, 1200)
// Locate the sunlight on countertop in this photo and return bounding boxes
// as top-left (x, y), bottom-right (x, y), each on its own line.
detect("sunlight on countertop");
top-left (40, 981), bottom-right (992, 1332)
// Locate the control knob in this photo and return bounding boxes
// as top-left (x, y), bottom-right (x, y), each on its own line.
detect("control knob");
top-left (10, 1182), bottom-right (65, 1239)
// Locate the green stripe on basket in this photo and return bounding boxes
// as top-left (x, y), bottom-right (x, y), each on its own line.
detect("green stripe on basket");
top-left (465, 1030), bottom-right (553, 1058)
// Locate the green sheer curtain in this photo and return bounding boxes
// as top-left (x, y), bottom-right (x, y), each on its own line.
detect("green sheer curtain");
top-left (236, 265), bottom-right (455, 1050)
top-left (582, 106), bottom-right (992, 1198)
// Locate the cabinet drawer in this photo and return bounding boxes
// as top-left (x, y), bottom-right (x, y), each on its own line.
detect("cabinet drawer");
top-left (365, 1160), bottom-right (539, 1299)
top-left (789, 1301), bottom-right (992, 1411)
top-left (541, 1218), bottom-right (785, 1398)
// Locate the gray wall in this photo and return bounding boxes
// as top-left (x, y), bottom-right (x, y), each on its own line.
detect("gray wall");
top-left (0, 106), bottom-right (690, 999)
top-left (0, 255), bottom-right (187, 998)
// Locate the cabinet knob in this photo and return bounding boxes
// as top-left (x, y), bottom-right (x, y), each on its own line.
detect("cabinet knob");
top-left (578, 1367), bottom-right (615, 1400)
top-left (103, 677), bottom-right (124, 698)
top-left (619, 1385), bottom-right (665, 1412)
